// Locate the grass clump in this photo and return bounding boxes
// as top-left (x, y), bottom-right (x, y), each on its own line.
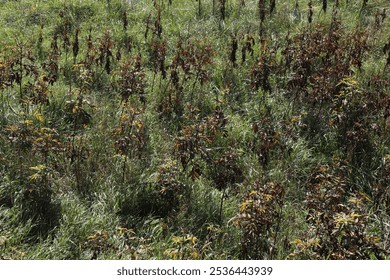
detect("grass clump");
top-left (0, 0), bottom-right (389, 259)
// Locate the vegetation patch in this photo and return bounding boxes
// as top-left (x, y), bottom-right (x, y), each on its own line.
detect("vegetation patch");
top-left (0, 0), bottom-right (389, 259)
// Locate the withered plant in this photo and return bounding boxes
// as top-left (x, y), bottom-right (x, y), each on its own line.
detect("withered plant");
top-left (122, 158), bottom-right (187, 218)
top-left (251, 116), bottom-right (283, 167)
top-left (148, 38), bottom-right (167, 90)
top-left (197, 0), bottom-right (202, 16)
top-left (145, 5), bottom-right (163, 39)
top-left (122, 10), bottom-right (128, 31)
top-left (322, 0), bottom-right (327, 13)
top-left (283, 16), bottom-right (372, 138)
top-left (36, 25), bottom-right (44, 61)
top-left (235, 181), bottom-right (285, 259)
top-left (23, 76), bottom-right (50, 107)
top-left (5, 41), bottom-right (38, 104)
top-left (290, 164), bottom-right (388, 259)
top-left (58, 9), bottom-right (72, 60)
top-left (331, 76), bottom-right (389, 170)
top-left (258, 0), bottom-right (266, 35)
top-left (384, 37), bottom-right (390, 69)
top-left (208, 148), bottom-right (244, 220)
top-left (241, 34), bottom-right (255, 64)
top-left (4, 115), bottom-right (63, 237)
top-left (98, 30), bottom-right (114, 74)
top-left (41, 33), bottom-right (60, 86)
top-left (113, 104), bottom-right (147, 184)
top-left (220, 0), bottom-right (226, 21)
top-left (112, 54), bottom-right (147, 106)
top-left (230, 35), bottom-right (238, 67)
top-left (160, 37), bottom-right (214, 112)
top-left (63, 64), bottom-right (96, 195)
top-left (249, 42), bottom-right (276, 93)
top-left (175, 108), bottom-right (236, 221)
top-left (308, 0), bottom-right (313, 24)
top-left (72, 28), bottom-right (80, 64)
top-left (270, 0), bottom-right (276, 14)
top-left (175, 108), bottom-right (227, 173)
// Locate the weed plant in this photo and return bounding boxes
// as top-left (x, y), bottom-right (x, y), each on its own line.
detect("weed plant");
top-left (0, 0), bottom-right (389, 259)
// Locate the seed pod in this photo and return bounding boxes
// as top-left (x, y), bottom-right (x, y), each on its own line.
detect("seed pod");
top-left (220, 0), bottom-right (226, 21)
top-left (308, 1), bottom-right (313, 24)
top-left (145, 12), bottom-right (151, 39)
top-left (270, 0), bottom-right (276, 14)
top-left (122, 10), bottom-right (128, 31)
top-left (72, 28), bottom-right (80, 63)
top-left (230, 36), bottom-right (238, 67)
top-left (116, 49), bottom-right (121, 61)
top-left (258, 0), bottom-right (265, 23)
top-left (154, 7), bottom-right (162, 38)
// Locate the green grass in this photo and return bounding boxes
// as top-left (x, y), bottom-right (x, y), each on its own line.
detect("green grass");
top-left (0, 0), bottom-right (389, 259)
